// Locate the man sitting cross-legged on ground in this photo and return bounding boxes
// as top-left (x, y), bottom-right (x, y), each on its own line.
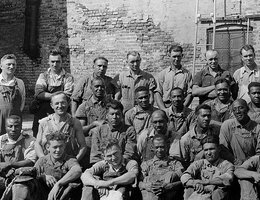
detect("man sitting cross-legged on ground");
top-left (181, 134), bottom-right (234, 200)
top-left (10, 132), bottom-right (82, 200)
top-left (81, 138), bottom-right (139, 200)
top-left (139, 134), bottom-right (184, 200)
top-left (0, 115), bottom-right (36, 196)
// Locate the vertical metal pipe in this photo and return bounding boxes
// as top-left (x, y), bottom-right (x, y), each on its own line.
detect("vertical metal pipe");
top-left (246, 18), bottom-right (250, 44)
top-left (212, 0), bottom-right (217, 49)
top-left (224, 0), bottom-right (226, 18)
top-left (192, 0), bottom-right (199, 77)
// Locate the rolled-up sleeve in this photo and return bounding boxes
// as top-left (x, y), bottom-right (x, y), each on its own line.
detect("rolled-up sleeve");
top-left (63, 74), bottom-right (74, 97)
top-left (154, 71), bottom-right (165, 95)
top-left (148, 75), bottom-right (157, 91)
top-left (71, 77), bottom-right (89, 102)
top-left (192, 71), bottom-right (202, 86)
top-left (181, 160), bottom-right (203, 185)
top-left (75, 102), bottom-right (87, 119)
top-left (35, 73), bottom-right (47, 97)
top-left (126, 160), bottom-right (139, 177)
top-left (24, 137), bottom-right (37, 163)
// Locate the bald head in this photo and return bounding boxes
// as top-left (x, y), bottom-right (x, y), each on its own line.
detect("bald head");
top-left (232, 99), bottom-right (248, 110)
top-left (151, 110), bottom-right (168, 121)
top-left (206, 50), bottom-right (219, 69)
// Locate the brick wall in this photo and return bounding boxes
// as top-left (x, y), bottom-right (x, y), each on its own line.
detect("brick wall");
top-left (1, 0), bottom-right (260, 111)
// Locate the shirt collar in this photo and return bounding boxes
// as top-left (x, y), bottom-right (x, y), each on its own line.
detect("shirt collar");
top-left (168, 65), bottom-right (185, 73)
top-left (152, 155), bottom-right (169, 163)
top-left (202, 65), bottom-right (224, 76)
top-left (46, 153), bottom-right (68, 166)
top-left (126, 70), bottom-right (144, 78)
top-left (0, 74), bottom-right (17, 86)
top-left (241, 64), bottom-right (259, 75)
top-left (4, 131), bottom-right (26, 144)
top-left (234, 118), bottom-right (253, 129)
top-left (91, 95), bottom-right (106, 105)
top-left (167, 105), bottom-right (188, 118)
top-left (47, 68), bottom-right (66, 77)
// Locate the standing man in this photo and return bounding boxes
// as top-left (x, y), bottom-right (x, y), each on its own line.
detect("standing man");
top-left (192, 50), bottom-right (237, 104)
top-left (90, 100), bottom-right (138, 164)
top-left (233, 45), bottom-right (260, 102)
top-left (71, 56), bottom-right (115, 116)
top-left (247, 82), bottom-right (260, 123)
top-left (220, 99), bottom-right (260, 166)
top-left (34, 92), bottom-right (87, 164)
top-left (125, 86), bottom-right (157, 136)
top-left (0, 54), bottom-right (25, 135)
top-left (32, 48), bottom-right (74, 136)
top-left (204, 78), bottom-right (233, 127)
top-left (113, 51), bottom-right (157, 113)
top-left (155, 45), bottom-right (193, 109)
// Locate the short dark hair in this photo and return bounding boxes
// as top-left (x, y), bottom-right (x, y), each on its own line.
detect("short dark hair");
top-left (151, 110), bottom-right (168, 123)
top-left (152, 134), bottom-right (167, 144)
top-left (93, 56), bottom-right (108, 64)
top-left (49, 48), bottom-right (62, 57)
top-left (195, 104), bottom-right (211, 115)
top-left (91, 77), bottom-right (105, 86)
top-left (240, 44), bottom-right (255, 55)
top-left (134, 86), bottom-right (149, 95)
top-left (201, 134), bottom-right (219, 146)
top-left (248, 82), bottom-right (260, 92)
top-left (106, 100), bottom-right (124, 112)
top-left (214, 78), bottom-right (230, 87)
top-left (126, 51), bottom-right (141, 59)
top-left (51, 91), bottom-right (70, 103)
top-left (1, 54), bottom-right (17, 64)
top-left (169, 45), bottom-right (183, 53)
top-left (46, 132), bottom-right (67, 144)
top-left (6, 115), bottom-right (22, 124)
top-left (101, 138), bottom-right (121, 153)
top-left (170, 87), bottom-right (184, 97)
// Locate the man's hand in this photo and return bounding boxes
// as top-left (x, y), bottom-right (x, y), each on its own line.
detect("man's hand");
top-left (98, 188), bottom-right (109, 198)
top-left (254, 173), bottom-right (260, 183)
top-left (45, 175), bottom-right (57, 188)
top-left (47, 184), bottom-right (60, 200)
top-left (162, 183), bottom-right (173, 191)
top-left (92, 120), bottom-right (105, 128)
top-left (208, 90), bottom-right (217, 98)
top-left (152, 181), bottom-right (164, 196)
top-left (194, 183), bottom-right (204, 193)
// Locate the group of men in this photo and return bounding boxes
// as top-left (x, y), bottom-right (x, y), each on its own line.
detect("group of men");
top-left (0, 44), bottom-right (260, 200)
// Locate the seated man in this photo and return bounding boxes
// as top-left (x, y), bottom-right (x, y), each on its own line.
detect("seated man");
top-left (35, 91), bottom-right (87, 164)
top-left (90, 100), bottom-right (138, 164)
top-left (181, 134), bottom-right (234, 200)
top-left (0, 115), bottom-right (36, 195)
top-left (139, 134), bottom-right (184, 200)
top-left (164, 87), bottom-right (195, 137)
top-left (81, 138), bottom-right (139, 200)
top-left (125, 86), bottom-right (157, 136)
top-left (11, 132), bottom-right (82, 200)
top-left (235, 155), bottom-right (260, 200)
top-left (204, 78), bottom-right (233, 127)
top-left (248, 82), bottom-right (260, 123)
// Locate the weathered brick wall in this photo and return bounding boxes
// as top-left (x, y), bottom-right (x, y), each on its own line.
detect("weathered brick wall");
top-left (1, 0), bottom-right (260, 111)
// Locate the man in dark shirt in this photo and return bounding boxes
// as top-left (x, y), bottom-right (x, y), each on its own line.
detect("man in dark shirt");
top-left (248, 82), bottom-right (260, 123)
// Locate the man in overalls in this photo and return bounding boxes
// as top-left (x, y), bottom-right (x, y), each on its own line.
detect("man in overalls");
top-left (32, 48), bottom-right (74, 136)
top-left (0, 54), bottom-right (25, 135)
top-left (233, 45), bottom-right (260, 103)
top-left (0, 115), bottom-right (36, 195)
top-left (139, 134), bottom-right (184, 200)
top-left (75, 77), bottom-right (108, 169)
top-left (81, 138), bottom-right (139, 200)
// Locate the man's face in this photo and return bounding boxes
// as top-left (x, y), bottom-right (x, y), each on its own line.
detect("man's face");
top-left (151, 113), bottom-right (167, 134)
top-left (104, 145), bottom-right (123, 168)
top-left (49, 55), bottom-right (62, 73)
top-left (171, 89), bottom-right (184, 108)
top-left (127, 55), bottom-right (141, 72)
top-left (47, 140), bottom-right (65, 160)
top-left (203, 143), bottom-right (219, 163)
top-left (232, 101), bottom-right (248, 123)
top-left (91, 79), bottom-right (105, 99)
top-left (241, 49), bottom-right (255, 67)
top-left (206, 51), bottom-right (219, 70)
top-left (6, 119), bottom-right (22, 141)
top-left (215, 82), bottom-right (230, 102)
top-left (170, 51), bottom-right (182, 68)
top-left (135, 90), bottom-right (150, 109)
top-left (93, 59), bottom-right (108, 77)
top-left (249, 86), bottom-right (260, 105)
top-left (106, 107), bottom-right (123, 127)
top-left (197, 109), bottom-right (211, 129)
top-left (153, 139), bottom-right (167, 159)
top-left (51, 94), bottom-right (69, 116)
top-left (1, 59), bottom-right (17, 76)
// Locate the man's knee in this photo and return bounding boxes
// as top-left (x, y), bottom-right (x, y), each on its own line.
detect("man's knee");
top-left (81, 186), bottom-right (98, 200)
top-left (12, 183), bottom-right (30, 200)
top-left (239, 179), bottom-right (258, 200)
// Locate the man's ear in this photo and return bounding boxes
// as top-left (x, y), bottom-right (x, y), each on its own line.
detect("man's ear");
top-left (46, 143), bottom-right (50, 152)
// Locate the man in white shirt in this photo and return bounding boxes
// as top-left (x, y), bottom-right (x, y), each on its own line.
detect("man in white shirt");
top-left (0, 54), bottom-right (25, 135)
